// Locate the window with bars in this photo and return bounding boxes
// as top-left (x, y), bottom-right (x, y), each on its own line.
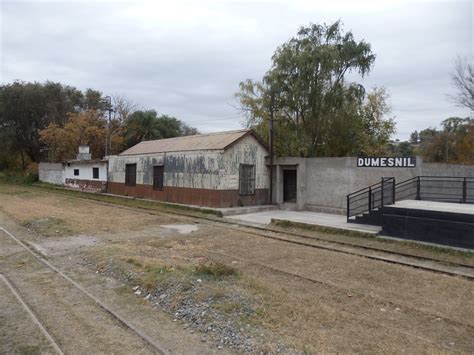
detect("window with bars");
top-left (239, 164), bottom-right (255, 195)
top-left (125, 164), bottom-right (137, 186)
top-left (92, 167), bottom-right (99, 179)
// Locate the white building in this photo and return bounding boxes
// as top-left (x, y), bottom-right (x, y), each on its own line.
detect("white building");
top-left (39, 145), bottom-right (107, 192)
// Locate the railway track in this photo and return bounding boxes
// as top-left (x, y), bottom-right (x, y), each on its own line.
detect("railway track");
top-left (207, 250), bottom-right (474, 330)
top-left (0, 227), bottom-right (170, 355)
top-left (0, 273), bottom-right (64, 355)
top-left (54, 192), bottom-right (474, 280)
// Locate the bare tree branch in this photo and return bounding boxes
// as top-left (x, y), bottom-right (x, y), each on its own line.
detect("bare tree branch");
top-left (448, 56), bottom-right (474, 112)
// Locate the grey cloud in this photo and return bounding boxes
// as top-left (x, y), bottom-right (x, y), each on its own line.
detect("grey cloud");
top-left (1, 0), bottom-right (472, 138)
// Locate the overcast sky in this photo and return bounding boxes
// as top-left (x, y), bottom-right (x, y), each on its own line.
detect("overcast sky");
top-left (1, 0), bottom-right (472, 139)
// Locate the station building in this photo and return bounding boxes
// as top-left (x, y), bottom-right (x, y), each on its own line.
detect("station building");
top-left (107, 130), bottom-right (270, 208)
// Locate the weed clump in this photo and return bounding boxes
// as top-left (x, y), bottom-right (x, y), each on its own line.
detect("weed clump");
top-left (194, 262), bottom-right (239, 278)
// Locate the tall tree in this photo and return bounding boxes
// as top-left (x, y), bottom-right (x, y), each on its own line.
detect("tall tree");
top-left (0, 81), bottom-right (84, 167)
top-left (124, 110), bottom-right (162, 147)
top-left (449, 56), bottom-right (474, 111)
top-left (357, 87), bottom-right (396, 156)
top-left (409, 130), bottom-right (420, 145)
top-left (236, 21), bottom-right (396, 157)
top-left (39, 110), bottom-right (124, 161)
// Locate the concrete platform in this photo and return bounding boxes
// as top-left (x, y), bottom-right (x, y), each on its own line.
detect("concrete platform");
top-left (215, 205), bottom-right (279, 217)
top-left (227, 210), bottom-right (381, 234)
top-left (382, 200), bottom-right (474, 249)
top-left (390, 200), bottom-right (474, 215)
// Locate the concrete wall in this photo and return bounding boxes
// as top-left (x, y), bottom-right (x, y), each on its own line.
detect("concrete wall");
top-left (421, 163), bottom-right (474, 176)
top-left (273, 157), bottom-right (474, 214)
top-left (39, 163), bottom-right (65, 185)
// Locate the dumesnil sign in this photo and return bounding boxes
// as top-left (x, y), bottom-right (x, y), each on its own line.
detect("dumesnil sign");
top-left (357, 157), bottom-right (416, 168)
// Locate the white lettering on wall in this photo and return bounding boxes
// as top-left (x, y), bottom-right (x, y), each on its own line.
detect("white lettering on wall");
top-left (357, 157), bottom-right (416, 168)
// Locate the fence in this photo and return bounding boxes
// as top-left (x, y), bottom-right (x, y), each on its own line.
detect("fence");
top-left (347, 176), bottom-right (474, 221)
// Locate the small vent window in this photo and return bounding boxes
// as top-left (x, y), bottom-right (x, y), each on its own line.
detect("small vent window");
top-left (74, 169), bottom-right (79, 176)
top-left (239, 164), bottom-right (255, 195)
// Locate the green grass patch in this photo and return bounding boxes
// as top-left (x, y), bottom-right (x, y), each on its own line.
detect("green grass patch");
top-left (271, 218), bottom-right (374, 238)
top-left (22, 217), bottom-right (72, 237)
top-left (194, 262), bottom-right (239, 279)
top-left (0, 171), bottom-right (38, 185)
top-left (212, 301), bottom-right (242, 313)
top-left (140, 264), bottom-right (177, 290)
top-left (271, 218), bottom-right (474, 259)
top-left (137, 261), bottom-right (239, 290)
top-left (18, 345), bottom-right (42, 355)
top-left (125, 257), bottom-right (144, 268)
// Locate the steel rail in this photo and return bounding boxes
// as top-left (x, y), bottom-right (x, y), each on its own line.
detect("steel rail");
top-left (208, 250), bottom-right (474, 330)
top-left (22, 185), bottom-right (474, 277)
top-left (0, 273), bottom-right (64, 355)
top-left (59, 194), bottom-right (474, 278)
top-left (0, 227), bottom-right (171, 355)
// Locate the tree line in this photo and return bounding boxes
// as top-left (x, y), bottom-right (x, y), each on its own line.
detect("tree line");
top-left (1, 21), bottom-right (472, 173)
top-left (0, 81), bottom-right (198, 171)
top-left (389, 117), bottom-right (474, 164)
top-left (235, 21), bottom-right (473, 162)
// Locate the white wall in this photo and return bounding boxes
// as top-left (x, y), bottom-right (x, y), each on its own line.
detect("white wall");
top-left (65, 162), bottom-right (107, 182)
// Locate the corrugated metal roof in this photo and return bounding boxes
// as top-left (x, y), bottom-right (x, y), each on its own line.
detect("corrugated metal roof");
top-left (119, 129), bottom-right (266, 156)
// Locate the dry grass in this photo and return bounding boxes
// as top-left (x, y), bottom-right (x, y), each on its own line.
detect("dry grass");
top-left (272, 218), bottom-right (474, 265)
top-left (2, 182), bottom-right (474, 353)
top-left (0, 183), bottom-right (178, 237)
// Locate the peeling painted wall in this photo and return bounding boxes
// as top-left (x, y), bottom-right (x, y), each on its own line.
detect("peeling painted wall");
top-left (108, 135), bottom-right (269, 191)
top-left (221, 134), bottom-right (269, 189)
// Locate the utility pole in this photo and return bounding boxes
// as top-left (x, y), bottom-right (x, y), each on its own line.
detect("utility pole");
top-left (104, 96), bottom-right (113, 157)
top-left (269, 94), bottom-right (274, 205)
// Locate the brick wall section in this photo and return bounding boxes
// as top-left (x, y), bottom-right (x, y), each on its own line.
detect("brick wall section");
top-left (108, 182), bottom-right (268, 208)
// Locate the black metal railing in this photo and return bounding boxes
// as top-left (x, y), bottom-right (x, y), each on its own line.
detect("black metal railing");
top-left (346, 176), bottom-right (474, 221)
top-left (346, 177), bottom-right (395, 220)
top-left (396, 176), bottom-right (474, 204)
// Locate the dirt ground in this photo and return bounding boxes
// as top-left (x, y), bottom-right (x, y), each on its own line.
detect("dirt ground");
top-left (1, 183), bottom-right (473, 354)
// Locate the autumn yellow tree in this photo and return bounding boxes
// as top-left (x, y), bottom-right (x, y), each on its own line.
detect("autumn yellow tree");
top-left (454, 123), bottom-right (474, 164)
top-left (39, 110), bottom-right (124, 161)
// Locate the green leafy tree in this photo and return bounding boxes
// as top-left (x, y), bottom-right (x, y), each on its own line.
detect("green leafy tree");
top-left (124, 110), bottom-right (199, 148)
top-left (236, 21), bottom-right (395, 157)
top-left (0, 81), bottom-right (84, 168)
top-left (409, 130), bottom-right (420, 145)
top-left (357, 87), bottom-right (396, 155)
top-left (124, 110), bottom-right (162, 147)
